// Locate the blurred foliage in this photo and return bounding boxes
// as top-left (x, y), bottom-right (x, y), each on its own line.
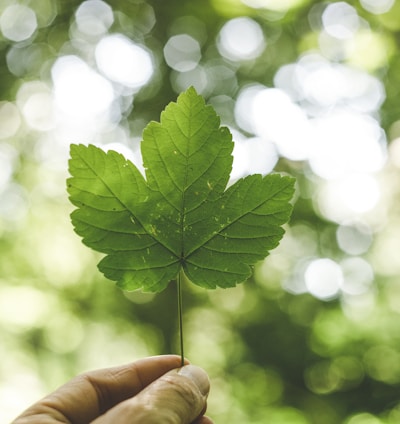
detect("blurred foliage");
top-left (2, 0), bottom-right (400, 423)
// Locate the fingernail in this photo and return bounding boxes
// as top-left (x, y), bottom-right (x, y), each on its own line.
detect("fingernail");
top-left (178, 365), bottom-right (210, 396)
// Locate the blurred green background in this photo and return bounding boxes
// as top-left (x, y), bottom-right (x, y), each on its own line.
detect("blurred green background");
top-left (1, 0), bottom-right (400, 422)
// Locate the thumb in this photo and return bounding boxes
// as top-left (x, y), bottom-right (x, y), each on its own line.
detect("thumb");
top-left (92, 365), bottom-right (210, 424)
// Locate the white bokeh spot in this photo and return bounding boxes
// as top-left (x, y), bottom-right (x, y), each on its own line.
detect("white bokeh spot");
top-left (96, 34), bottom-right (153, 89)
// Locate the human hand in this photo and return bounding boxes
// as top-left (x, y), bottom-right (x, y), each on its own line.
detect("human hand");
top-left (12, 355), bottom-right (213, 424)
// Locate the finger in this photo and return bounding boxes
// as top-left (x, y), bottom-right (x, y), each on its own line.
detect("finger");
top-left (13, 355), bottom-right (186, 423)
top-left (92, 364), bottom-right (210, 424)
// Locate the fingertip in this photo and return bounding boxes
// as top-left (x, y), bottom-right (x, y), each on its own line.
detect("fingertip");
top-left (178, 365), bottom-right (210, 396)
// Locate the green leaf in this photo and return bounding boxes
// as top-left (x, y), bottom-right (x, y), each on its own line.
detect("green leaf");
top-left (67, 87), bottom-right (295, 292)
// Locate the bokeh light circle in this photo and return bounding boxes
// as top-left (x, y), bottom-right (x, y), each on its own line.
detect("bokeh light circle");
top-left (164, 34), bottom-right (201, 72)
top-left (0, 5), bottom-right (37, 42)
top-left (95, 34), bottom-right (153, 89)
top-left (305, 258), bottom-right (343, 300)
top-left (75, 0), bottom-right (114, 36)
top-left (217, 17), bottom-right (265, 61)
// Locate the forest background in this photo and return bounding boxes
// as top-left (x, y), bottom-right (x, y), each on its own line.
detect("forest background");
top-left (1, 0), bottom-right (400, 422)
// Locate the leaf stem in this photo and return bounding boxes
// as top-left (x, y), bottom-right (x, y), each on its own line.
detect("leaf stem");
top-left (177, 269), bottom-right (185, 367)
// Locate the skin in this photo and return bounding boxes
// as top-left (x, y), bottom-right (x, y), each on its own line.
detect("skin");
top-left (12, 355), bottom-right (213, 424)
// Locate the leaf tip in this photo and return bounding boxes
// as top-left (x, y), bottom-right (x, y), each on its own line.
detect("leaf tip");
top-left (184, 85), bottom-right (198, 96)
top-left (177, 85), bottom-right (204, 105)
